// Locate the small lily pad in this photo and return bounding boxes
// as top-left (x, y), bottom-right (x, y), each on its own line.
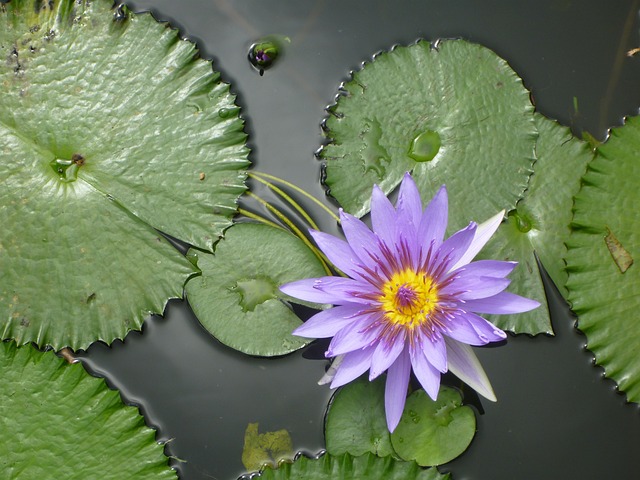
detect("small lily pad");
top-left (390, 387), bottom-right (476, 466)
top-left (0, 0), bottom-right (248, 349)
top-left (567, 115), bottom-right (640, 403)
top-left (185, 223), bottom-right (328, 356)
top-left (325, 377), bottom-right (395, 458)
top-left (0, 341), bottom-right (175, 478)
top-left (321, 39), bottom-right (537, 232)
top-left (258, 452), bottom-right (450, 480)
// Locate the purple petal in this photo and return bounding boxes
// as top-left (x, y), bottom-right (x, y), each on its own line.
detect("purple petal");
top-left (418, 185), bottom-right (448, 253)
top-left (385, 349), bottom-right (412, 432)
top-left (445, 337), bottom-right (496, 401)
top-left (409, 342), bottom-right (441, 400)
top-left (330, 347), bottom-right (375, 388)
top-left (371, 185), bottom-right (397, 247)
top-left (462, 292), bottom-right (541, 315)
top-left (419, 333), bottom-right (448, 373)
top-left (309, 230), bottom-right (367, 281)
top-left (464, 312), bottom-right (507, 342)
top-left (292, 304), bottom-right (365, 338)
top-left (340, 210), bottom-right (384, 270)
top-left (326, 314), bottom-right (381, 356)
top-left (369, 333), bottom-right (406, 380)
top-left (436, 222), bottom-right (477, 273)
top-left (450, 209), bottom-right (504, 271)
top-left (446, 276), bottom-right (512, 301)
top-left (444, 311), bottom-right (496, 346)
top-left (453, 260), bottom-right (517, 279)
top-left (395, 172), bottom-right (422, 234)
top-left (280, 277), bottom-right (375, 305)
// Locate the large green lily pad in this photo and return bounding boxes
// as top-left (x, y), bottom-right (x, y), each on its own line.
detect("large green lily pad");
top-left (321, 39), bottom-right (536, 232)
top-left (477, 114), bottom-right (593, 335)
top-left (566, 115), bottom-right (640, 403)
top-left (0, 341), bottom-right (175, 478)
top-left (0, 0), bottom-right (249, 349)
top-left (258, 452), bottom-right (450, 480)
top-left (185, 223), bottom-right (328, 356)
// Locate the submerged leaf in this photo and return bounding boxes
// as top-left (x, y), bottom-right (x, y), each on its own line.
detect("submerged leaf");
top-left (242, 423), bottom-right (294, 472)
top-left (321, 39), bottom-right (536, 232)
top-left (567, 115), bottom-right (640, 403)
top-left (185, 223), bottom-right (328, 356)
top-left (0, 0), bottom-right (249, 349)
top-left (0, 342), bottom-right (175, 478)
top-left (258, 452), bottom-right (450, 480)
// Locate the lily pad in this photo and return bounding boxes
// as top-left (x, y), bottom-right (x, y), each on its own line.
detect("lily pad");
top-left (258, 452), bottom-right (450, 480)
top-left (185, 223), bottom-right (328, 356)
top-left (325, 377), bottom-right (395, 458)
top-left (0, 1), bottom-right (248, 349)
top-left (0, 341), bottom-right (175, 478)
top-left (390, 387), bottom-right (476, 466)
top-left (321, 39), bottom-right (537, 232)
top-left (477, 114), bottom-right (593, 335)
top-left (566, 115), bottom-right (640, 403)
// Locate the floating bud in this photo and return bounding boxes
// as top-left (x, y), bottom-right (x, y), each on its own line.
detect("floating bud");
top-left (247, 36), bottom-right (289, 75)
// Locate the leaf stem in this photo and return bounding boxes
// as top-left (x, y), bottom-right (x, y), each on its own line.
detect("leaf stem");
top-left (58, 348), bottom-right (78, 364)
top-left (249, 171), bottom-right (340, 224)
top-left (237, 208), bottom-right (285, 231)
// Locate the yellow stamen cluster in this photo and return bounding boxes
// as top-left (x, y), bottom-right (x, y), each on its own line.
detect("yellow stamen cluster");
top-left (379, 269), bottom-right (439, 328)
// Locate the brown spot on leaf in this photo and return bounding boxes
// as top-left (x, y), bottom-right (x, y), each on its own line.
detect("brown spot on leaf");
top-left (605, 227), bottom-right (633, 273)
top-left (72, 153), bottom-right (85, 166)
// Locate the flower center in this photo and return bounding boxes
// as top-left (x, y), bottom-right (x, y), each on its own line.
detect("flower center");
top-left (379, 269), bottom-right (439, 328)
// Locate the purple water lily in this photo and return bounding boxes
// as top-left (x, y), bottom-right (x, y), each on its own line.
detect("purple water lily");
top-left (280, 173), bottom-right (539, 432)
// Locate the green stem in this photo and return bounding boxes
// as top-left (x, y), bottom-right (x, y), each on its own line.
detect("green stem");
top-left (237, 208), bottom-right (285, 231)
top-left (249, 171), bottom-right (341, 224)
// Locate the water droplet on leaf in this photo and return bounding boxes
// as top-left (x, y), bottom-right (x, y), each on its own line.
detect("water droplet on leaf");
top-left (508, 210), bottom-right (533, 233)
top-left (218, 107), bottom-right (233, 119)
top-left (408, 129), bottom-right (441, 162)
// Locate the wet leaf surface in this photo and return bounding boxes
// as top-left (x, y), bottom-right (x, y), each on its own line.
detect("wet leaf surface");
top-left (567, 114), bottom-right (640, 402)
top-left (258, 452), bottom-right (450, 480)
top-left (0, 341), bottom-right (175, 478)
top-left (321, 39), bottom-right (537, 233)
top-left (477, 114), bottom-right (593, 334)
top-left (0, 0), bottom-right (248, 349)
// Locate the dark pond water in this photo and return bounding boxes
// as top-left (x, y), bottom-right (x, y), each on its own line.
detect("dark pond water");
top-left (81, 1), bottom-right (640, 479)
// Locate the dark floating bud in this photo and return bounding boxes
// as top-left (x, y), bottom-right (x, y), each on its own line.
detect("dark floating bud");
top-left (113, 3), bottom-right (128, 22)
top-left (247, 36), bottom-right (289, 76)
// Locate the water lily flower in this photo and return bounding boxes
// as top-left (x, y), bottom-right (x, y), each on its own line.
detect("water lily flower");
top-left (280, 173), bottom-right (539, 432)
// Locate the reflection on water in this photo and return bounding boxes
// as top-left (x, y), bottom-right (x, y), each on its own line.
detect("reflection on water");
top-left (88, 0), bottom-right (640, 478)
